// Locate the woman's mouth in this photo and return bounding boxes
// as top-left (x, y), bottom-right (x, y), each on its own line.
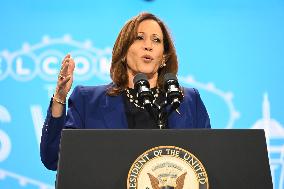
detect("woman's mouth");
top-left (141, 55), bottom-right (153, 63)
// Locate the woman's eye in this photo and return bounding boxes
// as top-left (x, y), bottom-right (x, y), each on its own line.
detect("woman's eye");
top-left (136, 36), bottom-right (144, 40)
top-left (153, 37), bottom-right (161, 43)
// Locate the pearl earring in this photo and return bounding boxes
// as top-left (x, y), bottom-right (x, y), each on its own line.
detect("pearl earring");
top-left (160, 59), bottom-right (166, 68)
top-left (121, 57), bottom-right (126, 63)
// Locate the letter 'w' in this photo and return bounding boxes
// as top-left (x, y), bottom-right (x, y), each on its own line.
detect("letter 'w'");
top-left (30, 105), bottom-right (44, 148)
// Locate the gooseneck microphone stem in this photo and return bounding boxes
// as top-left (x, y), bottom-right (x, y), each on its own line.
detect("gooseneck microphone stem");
top-left (154, 100), bottom-right (168, 129)
top-left (157, 112), bottom-right (166, 129)
top-left (156, 103), bottom-right (176, 129)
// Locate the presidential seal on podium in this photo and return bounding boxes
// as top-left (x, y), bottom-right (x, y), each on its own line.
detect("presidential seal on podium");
top-left (127, 146), bottom-right (209, 189)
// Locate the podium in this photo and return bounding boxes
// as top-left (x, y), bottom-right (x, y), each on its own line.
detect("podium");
top-left (55, 129), bottom-right (273, 189)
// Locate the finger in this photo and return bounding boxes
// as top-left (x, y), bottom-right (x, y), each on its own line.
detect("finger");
top-left (58, 74), bottom-right (66, 81)
top-left (58, 59), bottom-right (69, 79)
top-left (60, 61), bottom-right (70, 76)
top-left (58, 75), bottom-right (72, 86)
top-left (67, 57), bottom-right (76, 75)
top-left (57, 77), bottom-right (71, 91)
top-left (61, 54), bottom-right (71, 65)
top-left (61, 57), bottom-right (71, 69)
top-left (58, 56), bottom-right (74, 82)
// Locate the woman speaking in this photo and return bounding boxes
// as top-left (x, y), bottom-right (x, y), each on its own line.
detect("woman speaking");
top-left (40, 12), bottom-right (211, 171)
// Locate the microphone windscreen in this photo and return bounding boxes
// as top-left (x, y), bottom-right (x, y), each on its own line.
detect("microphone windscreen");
top-left (164, 73), bottom-right (177, 82)
top-left (133, 73), bottom-right (148, 84)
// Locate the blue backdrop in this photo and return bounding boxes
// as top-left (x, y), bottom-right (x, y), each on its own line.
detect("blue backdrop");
top-left (0, 0), bottom-right (283, 188)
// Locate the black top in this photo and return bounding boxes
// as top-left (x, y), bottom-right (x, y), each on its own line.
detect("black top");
top-left (122, 88), bottom-right (166, 129)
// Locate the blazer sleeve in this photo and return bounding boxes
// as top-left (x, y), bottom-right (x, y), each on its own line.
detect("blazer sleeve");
top-left (193, 88), bottom-right (211, 129)
top-left (40, 99), bottom-right (66, 171)
top-left (40, 86), bottom-right (85, 171)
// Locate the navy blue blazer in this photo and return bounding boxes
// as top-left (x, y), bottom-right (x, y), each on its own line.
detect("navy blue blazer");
top-left (40, 84), bottom-right (211, 170)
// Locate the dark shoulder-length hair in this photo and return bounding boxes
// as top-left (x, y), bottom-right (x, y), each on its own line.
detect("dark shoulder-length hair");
top-left (107, 12), bottom-right (178, 96)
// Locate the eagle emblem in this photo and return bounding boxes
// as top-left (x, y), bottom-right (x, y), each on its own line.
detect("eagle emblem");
top-left (147, 172), bottom-right (187, 189)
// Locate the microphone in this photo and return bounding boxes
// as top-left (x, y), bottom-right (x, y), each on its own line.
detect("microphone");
top-left (133, 73), bottom-right (153, 108)
top-left (164, 73), bottom-right (183, 109)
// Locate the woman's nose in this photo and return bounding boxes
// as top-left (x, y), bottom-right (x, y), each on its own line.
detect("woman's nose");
top-left (144, 46), bottom-right (153, 51)
top-left (143, 40), bottom-right (153, 51)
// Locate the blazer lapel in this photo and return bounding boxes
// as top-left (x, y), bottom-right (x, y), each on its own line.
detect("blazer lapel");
top-left (168, 101), bottom-right (192, 128)
top-left (100, 94), bottom-right (128, 129)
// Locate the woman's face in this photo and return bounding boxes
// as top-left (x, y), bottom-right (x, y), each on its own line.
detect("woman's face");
top-left (126, 19), bottom-right (164, 79)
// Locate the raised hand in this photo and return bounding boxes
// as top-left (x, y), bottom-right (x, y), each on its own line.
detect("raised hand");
top-left (54, 54), bottom-right (75, 103)
top-left (52, 54), bottom-right (75, 117)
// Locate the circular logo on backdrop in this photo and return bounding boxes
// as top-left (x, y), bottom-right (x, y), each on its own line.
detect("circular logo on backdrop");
top-left (127, 146), bottom-right (209, 189)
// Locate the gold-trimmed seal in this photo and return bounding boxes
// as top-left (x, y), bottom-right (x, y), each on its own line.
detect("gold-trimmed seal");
top-left (127, 146), bottom-right (209, 189)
